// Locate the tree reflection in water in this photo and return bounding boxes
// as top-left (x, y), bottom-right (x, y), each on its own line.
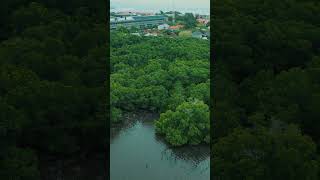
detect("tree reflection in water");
top-left (110, 111), bottom-right (210, 178)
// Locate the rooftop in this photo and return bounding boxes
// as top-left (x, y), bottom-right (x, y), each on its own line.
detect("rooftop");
top-left (110, 15), bottom-right (167, 24)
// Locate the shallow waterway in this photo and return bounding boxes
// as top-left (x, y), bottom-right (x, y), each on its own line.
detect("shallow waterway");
top-left (110, 113), bottom-right (210, 180)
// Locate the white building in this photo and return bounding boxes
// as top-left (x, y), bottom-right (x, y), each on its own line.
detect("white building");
top-left (110, 15), bottom-right (168, 30)
top-left (131, 33), bottom-right (141, 36)
top-left (158, 24), bottom-right (169, 30)
top-left (144, 33), bottom-right (158, 37)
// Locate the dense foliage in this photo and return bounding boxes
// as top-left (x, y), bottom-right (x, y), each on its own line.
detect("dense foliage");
top-left (110, 33), bottom-right (210, 146)
top-left (213, 0), bottom-right (320, 179)
top-left (213, 125), bottom-right (319, 180)
top-left (0, 1), bottom-right (107, 178)
top-left (155, 100), bottom-right (210, 146)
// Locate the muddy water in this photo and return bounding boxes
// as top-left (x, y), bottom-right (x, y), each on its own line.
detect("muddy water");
top-left (110, 113), bottom-right (210, 180)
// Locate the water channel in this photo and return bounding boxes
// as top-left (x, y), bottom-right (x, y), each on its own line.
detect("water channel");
top-left (110, 112), bottom-right (210, 180)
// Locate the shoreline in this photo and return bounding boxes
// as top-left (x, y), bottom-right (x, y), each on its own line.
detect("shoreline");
top-left (111, 110), bottom-right (210, 149)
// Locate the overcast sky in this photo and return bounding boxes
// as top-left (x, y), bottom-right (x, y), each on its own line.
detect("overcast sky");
top-left (111, 0), bottom-right (210, 12)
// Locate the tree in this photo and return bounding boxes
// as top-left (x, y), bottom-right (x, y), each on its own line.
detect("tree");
top-left (155, 99), bottom-right (209, 146)
top-left (0, 1), bottom-right (108, 176)
top-left (184, 13), bottom-right (197, 29)
top-left (213, 125), bottom-right (319, 180)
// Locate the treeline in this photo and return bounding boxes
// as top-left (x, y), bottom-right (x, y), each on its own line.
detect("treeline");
top-left (0, 1), bottom-right (107, 179)
top-left (212, 0), bottom-right (320, 179)
top-left (111, 33), bottom-right (210, 146)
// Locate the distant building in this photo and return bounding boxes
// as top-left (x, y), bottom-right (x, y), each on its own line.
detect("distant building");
top-left (131, 33), bottom-right (141, 36)
top-left (169, 24), bottom-right (184, 30)
top-left (114, 12), bottom-right (136, 17)
top-left (158, 24), bottom-right (169, 30)
top-left (196, 14), bottom-right (210, 20)
top-left (204, 31), bottom-right (210, 38)
top-left (192, 31), bottom-right (210, 40)
top-left (110, 15), bottom-right (168, 30)
top-left (144, 32), bottom-right (158, 37)
top-left (197, 18), bottom-right (210, 25)
top-left (192, 31), bottom-right (204, 39)
top-left (164, 11), bottom-right (182, 17)
top-left (113, 11), bottom-right (155, 17)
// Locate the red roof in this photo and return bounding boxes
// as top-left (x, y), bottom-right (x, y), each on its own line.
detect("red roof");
top-left (169, 25), bottom-right (184, 30)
